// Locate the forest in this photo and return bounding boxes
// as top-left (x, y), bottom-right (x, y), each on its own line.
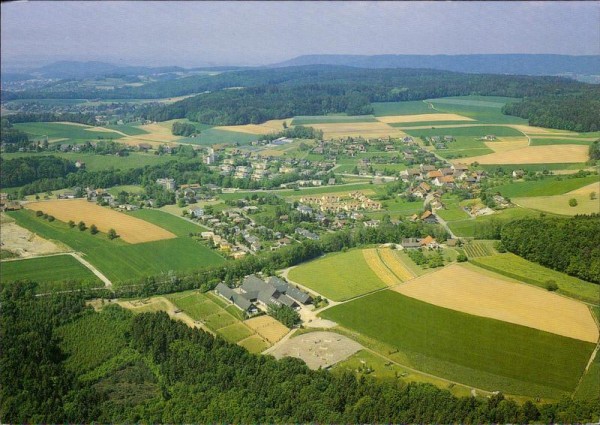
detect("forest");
top-left (501, 215), bottom-right (600, 283)
top-left (1, 282), bottom-right (598, 423)
top-left (0, 156), bottom-right (77, 188)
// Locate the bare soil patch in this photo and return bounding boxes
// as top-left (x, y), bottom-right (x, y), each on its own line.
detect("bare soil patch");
top-left (0, 220), bottom-right (66, 258)
top-left (244, 315), bottom-right (289, 344)
top-left (393, 264), bottom-right (598, 343)
top-left (25, 199), bottom-right (176, 244)
top-left (269, 331), bottom-right (363, 370)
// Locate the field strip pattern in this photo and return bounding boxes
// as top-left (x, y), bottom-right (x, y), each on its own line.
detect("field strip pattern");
top-left (378, 248), bottom-right (416, 282)
top-left (363, 249), bottom-right (401, 286)
top-left (393, 264), bottom-right (599, 343)
top-left (25, 199), bottom-right (176, 244)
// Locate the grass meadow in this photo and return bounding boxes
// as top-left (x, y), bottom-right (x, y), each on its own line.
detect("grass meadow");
top-left (404, 125), bottom-right (524, 138)
top-left (493, 175), bottom-right (598, 198)
top-left (0, 255), bottom-right (102, 292)
top-left (471, 253), bottom-right (599, 304)
top-left (371, 101), bottom-right (435, 116)
top-left (6, 209), bottom-right (225, 285)
top-left (321, 289), bottom-right (595, 398)
top-left (14, 122), bottom-right (125, 143)
top-left (287, 249), bottom-right (387, 301)
top-left (292, 115), bottom-right (378, 125)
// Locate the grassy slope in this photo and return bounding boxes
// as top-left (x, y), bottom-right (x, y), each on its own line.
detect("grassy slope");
top-left (288, 249), bottom-right (387, 301)
top-left (0, 255), bottom-right (101, 292)
top-left (7, 209), bottom-right (225, 284)
top-left (321, 289), bottom-right (594, 397)
top-left (471, 253), bottom-right (599, 305)
top-left (493, 175), bottom-right (599, 198)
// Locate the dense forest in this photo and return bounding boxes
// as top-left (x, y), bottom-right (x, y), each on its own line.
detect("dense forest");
top-left (501, 215), bottom-right (600, 283)
top-left (502, 91), bottom-right (600, 132)
top-left (2, 282), bottom-right (598, 423)
top-left (171, 121), bottom-right (197, 136)
top-left (0, 118), bottom-right (29, 146)
top-left (4, 112), bottom-right (98, 126)
top-left (0, 156), bottom-right (77, 188)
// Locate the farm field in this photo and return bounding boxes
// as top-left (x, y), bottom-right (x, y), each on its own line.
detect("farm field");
top-left (14, 122), bottom-right (126, 144)
top-left (215, 118), bottom-right (291, 134)
top-left (128, 208), bottom-right (208, 237)
top-left (393, 263), bottom-right (598, 342)
top-left (471, 253), bottom-right (600, 305)
top-left (492, 175), bottom-right (599, 198)
top-left (1, 151), bottom-right (173, 172)
top-left (530, 137), bottom-right (597, 146)
top-left (321, 289), bottom-right (595, 398)
top-left (6, 209), bottom-right (225, 284)
top-left (25, 199), bottom-right (176, 244)
top-left (426, 96), bottom-right (527, 124)
top-left (371, 100), bottom-right (435, 116)
top-left (512, 181), bottom-right (600, 216)
top-left (462, 240), bottom-right (496, 258)
top-left (244, 315), bottom-right (290, 344)
top-left (287, 249), bottom-right (387, 301)
top-left (292, 115), bottom-right (377, 125)
top-left (0, 254), bottom-right (101, 292)
top-left (362, 249), bottom-right (401, 286)
top-left (179, 127), bottom-right (259, 145)
top-left (478, 162), bottom-right (590, 173)
top-left (0, 217), bottom-right (66, 257)
top-left (404, 125), bottom-right (524, 138)
top-left (458, 144), bottom-right (589, 165)
top-left (377, 248), bottom-right (416, 282)
top-left (376, 113), bottom-right (474, 124)
top-left (306, 121), bottom-right (406, 139)
top-left (446, 206), bottom-right (541, 238)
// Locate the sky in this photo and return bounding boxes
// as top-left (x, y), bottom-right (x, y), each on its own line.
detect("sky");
top-left (1, 1), bottom-right (599, 69)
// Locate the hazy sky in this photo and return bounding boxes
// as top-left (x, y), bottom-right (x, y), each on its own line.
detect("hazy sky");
top-left (2, 1), bottom-right (599, 68)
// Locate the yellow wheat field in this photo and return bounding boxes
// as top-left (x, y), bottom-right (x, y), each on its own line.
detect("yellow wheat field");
top-left (25, 199), bottom-right (176, 244)
top-left (568, 181), bottom-right (600, 195)
top-left (215, 119), bottom-right (292, 135)
top-left (307, 122), bottom-right (406, 139)
top-left (456, 144), bottom-right (589, 165)
top-left (377, 248), bottom-right (415, 282)
top-left (376, 113), bottom-right (474, 124)
top-left (394, 264), bottom-right (598, 343)
top-left (363, 249), bottom-right (401, 287)
top-left (484, 137), bottom-right (530, 153)
top-left (244, 315), bottom-right (289, 344)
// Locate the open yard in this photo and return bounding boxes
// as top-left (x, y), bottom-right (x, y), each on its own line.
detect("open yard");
top-left (25, 199), bottom-right (176, 244)
top-left (321, 289), bottom-right (595, 398)
top-left (471, 253), bottom-right (600, 305)
top-left (6, 209), bottom-right (225, 284)
top-left (287, 249), bottom-right (387, 301)
top-left (269, 331), bottom-right (363, 370)
top-left (393, 263), bottom-right (598, 342)
top-left (0, 254), bottom-right (102, 292)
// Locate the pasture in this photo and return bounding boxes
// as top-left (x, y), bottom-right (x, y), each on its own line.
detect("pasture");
top-left (512, 181), bottom-right (600, 216)
top-left (179, 128), bottom-right (259, 145)
top-left (393, 263), bottom-right (598, 342)
top-left (6, 209), bottom-right (225, 284)
top-left (530, 137), bottom-right (597, 146)
top-left (371, 100), bottom-right (435, 116)
top-left (292, 115), bottom-right (377, 125)
top-left (446, 206), bottom-right (541, 238)
top-left (321, 289), bottom-right (595, 398)
top-left (376, 113), bottom-right (474, 124)
top-left (26, 199), bottom-right (176, 244)
top-left (471, 253), bottom-right (600, 305)
top-left (0, 254), bottom-right (101, 292)
top-left (287, 249), bottom-right (387, 301)
top-left (493, 175), bottom-right (598, 198)
top-left (404, 125), bottom-right (524, 138)
top-left (426, 96), bottom-right (527, 124)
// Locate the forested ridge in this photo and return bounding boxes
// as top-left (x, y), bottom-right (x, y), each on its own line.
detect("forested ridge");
top-left (501, 215), bottom-right (600, 283)
top-left (3, 65), bottom-right (598, 131)
top-left (1, 282), bottom-right (598, 424)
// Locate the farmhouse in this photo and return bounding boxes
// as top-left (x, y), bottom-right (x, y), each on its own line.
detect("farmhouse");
top-left (401, 238), bottom-right (422, 249)
top-left (239, 275), bottom-right (305, 309)
top-left (215, 283), bottom-right (259, 314)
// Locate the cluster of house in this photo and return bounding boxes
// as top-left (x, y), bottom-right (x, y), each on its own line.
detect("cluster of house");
top-left (401, 163), bottom-right (485, 189)
top-left (297, 191), bottom-right (382, 214)
top-left (215, 274), bottom-right (313, 314)
top-left (400, 235), bottom-right (440, 249)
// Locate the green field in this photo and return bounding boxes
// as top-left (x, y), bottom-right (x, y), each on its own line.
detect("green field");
top-left (103, 124), bottom-right (150, 136)
top-left (371, 101), bottom-right (434, 116)
top-left (530, 138), bottom-right (597, 146)
top-left (390, 120), bottom-right (479, 128)
top-left (178, 128), bottom-right (258, 145)
top-left (471, 253), bottom-right (600, 304)
top-left (292, 115), bottom-right (378, 125)
top-left (6, 209), bottom-right (225, 285)
top-left (447, 207), bottom-right (541, 238)
top-left (287, 249), bottom-right (386, 301)
top-left (128, 209), bottom-right (208, 237)
top-left (404, 125), bottom-right (524, 138)
top-left (436, 195), bottom-right (471, 221)
top-left (493, 175), bottom-right (598, 198)
top-left (426, 96), bottom-right (527, 124)
top-left (1, 151), bottom-right (173, 172)
top-left (478, 163), bottom-right (590, 173)
top-left (0, 255), bottom-right (102, 292)
top-left (462, 240), bottom-right (496, 258)
top-left (321, 289), bottom-right (594, 398)
top-left (14, 122), bottom-right (125, 143)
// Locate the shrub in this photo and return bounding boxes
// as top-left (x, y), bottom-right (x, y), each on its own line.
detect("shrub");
top-left (68, 220), bottom-right (75, 228)
top-left (47, 215), bottom-right (55, 222)
top-left (545, 280), bottom-right (559, 292)
top-left (35, 210), bottom-right (43, 217)
top-left (457, 253), bottom-right (468, 262)
top-left (90, 224), bottom-right (99, 235)
top-left (78, 221), bottom-right (86, 231)
top-left (568, 198), bottom-right (578, 207)
top-left (108, 228), bottom-right (119, 240)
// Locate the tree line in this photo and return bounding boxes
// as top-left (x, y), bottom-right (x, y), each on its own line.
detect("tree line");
top-left (2, 282), bottom-right (598, 423)
top-left (501, 215), bottom-right (600, 283)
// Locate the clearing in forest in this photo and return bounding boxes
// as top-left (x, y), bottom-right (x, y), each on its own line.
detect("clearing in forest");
top-left (393, 263), bottom-right (598, 343)
top-left (25, 199), bottom-right (176, 244)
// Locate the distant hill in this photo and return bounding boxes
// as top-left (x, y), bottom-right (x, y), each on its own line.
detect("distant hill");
top-left (271, 54), bottom-right (600, 76)
top-left (28, 61), bottom-right (185, 79)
